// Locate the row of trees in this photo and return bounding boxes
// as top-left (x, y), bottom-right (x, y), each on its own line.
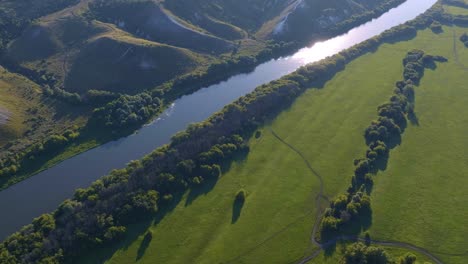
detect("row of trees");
top-left (320, 50), bottom-right (447, 239)
top-left (0, 5), bottom-right (452, 262)
top-left (0, 129), bottom-right (80, 180)
top-left (342, 242), bottom-right (420, 264)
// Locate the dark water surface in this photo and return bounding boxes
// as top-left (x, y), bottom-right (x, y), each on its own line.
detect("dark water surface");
top-left (0, 0), bottom-right (437, 240)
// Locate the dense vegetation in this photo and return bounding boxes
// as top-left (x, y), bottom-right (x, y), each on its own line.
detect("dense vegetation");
top-left (90, 93), bottom-right (161, 129)
top-left (341, 242), bottom-right (423, 264)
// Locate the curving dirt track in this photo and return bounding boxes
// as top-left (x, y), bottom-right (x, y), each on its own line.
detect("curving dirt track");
top-left (269, 128), bottom-right (329, 247)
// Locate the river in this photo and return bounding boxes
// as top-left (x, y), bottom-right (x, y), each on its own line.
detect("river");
top-left (0, 0), bottom-right (437, 240)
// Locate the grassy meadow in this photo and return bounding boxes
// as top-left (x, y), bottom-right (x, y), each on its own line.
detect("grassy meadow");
top-left (443, 4), bottom-right (468, 15)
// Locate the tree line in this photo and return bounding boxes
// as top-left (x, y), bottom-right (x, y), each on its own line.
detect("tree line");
top-left (342, 242), bottom-right (421, 264)
top-left (319, 50), bottom-right (447, 240)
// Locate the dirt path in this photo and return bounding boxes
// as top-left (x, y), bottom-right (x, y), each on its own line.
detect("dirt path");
top-left (269, 128), bottom-right (329, 247)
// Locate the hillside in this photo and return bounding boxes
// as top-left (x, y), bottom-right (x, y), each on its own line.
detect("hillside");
top-left (3, 0), bottom-right (394, 96)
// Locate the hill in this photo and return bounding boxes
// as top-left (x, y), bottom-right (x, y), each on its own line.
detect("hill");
top-left (3, 0), bottom-right (396, 96)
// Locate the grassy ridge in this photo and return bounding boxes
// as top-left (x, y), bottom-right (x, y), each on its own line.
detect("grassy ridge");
top-left (370, 24), bottom-right (468, 264)
top-left (86, 41), bottom-right (410, 264)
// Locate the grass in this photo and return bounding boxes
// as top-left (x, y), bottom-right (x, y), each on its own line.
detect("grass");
top-left (443, 4), bottom-right (468, 15)
top-left (80, 36), bottom-right (417, 263)
top-left (369, 24), bottom-right (468, 264)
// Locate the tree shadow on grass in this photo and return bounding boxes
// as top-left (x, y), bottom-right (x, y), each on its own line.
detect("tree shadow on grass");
top-left (431, 27), bottom-right (444, 34)
top-left (184, 175), bottom-right (219, 207)
top-left (408, 111), bottom-right (420, 126)
top-left (136, 232), bottom-right (153, 261)
top-left (185, 147), bottom-right (250, 207)
top-left (231, 198), bottom-right (245, 224)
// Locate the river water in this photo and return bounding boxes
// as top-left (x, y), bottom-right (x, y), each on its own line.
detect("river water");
top-left (0, 0), bottom-right (437, 240)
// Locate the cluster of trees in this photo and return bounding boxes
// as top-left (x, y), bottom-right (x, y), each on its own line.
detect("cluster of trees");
top-left (0, 6), bottom-right (453, 262)
top-left (90, 93), bottom-right (161, 129)
top-left (460, 33), bottom-right (468, 47)
top-left (0, 130), bottom-right (80, 180)
top-left (320, 50), bottom-right (447, 240)
top-left (342, 242), bottom-right (420, 264)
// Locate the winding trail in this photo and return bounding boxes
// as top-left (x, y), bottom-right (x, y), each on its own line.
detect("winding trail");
top-left (267, 129), bottom-right (445, 264)
top-left (269, 128), bottom-right (329, 247)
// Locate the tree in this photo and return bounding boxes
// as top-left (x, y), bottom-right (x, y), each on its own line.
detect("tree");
top-left (399, 253), bottom-right (417, 264)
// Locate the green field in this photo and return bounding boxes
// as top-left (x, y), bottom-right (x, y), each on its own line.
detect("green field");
top-left (443, 4), bottom-right (468, 15)
top-left (83, 31), bottom-right (432, 263)
top-left (369, 24), bottom-right (468, 264)
top-left (311, 245), bottom-right (433, 263)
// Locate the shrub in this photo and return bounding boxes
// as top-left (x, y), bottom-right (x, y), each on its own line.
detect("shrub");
top-left (430, 20), bottom-right (443, 32)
